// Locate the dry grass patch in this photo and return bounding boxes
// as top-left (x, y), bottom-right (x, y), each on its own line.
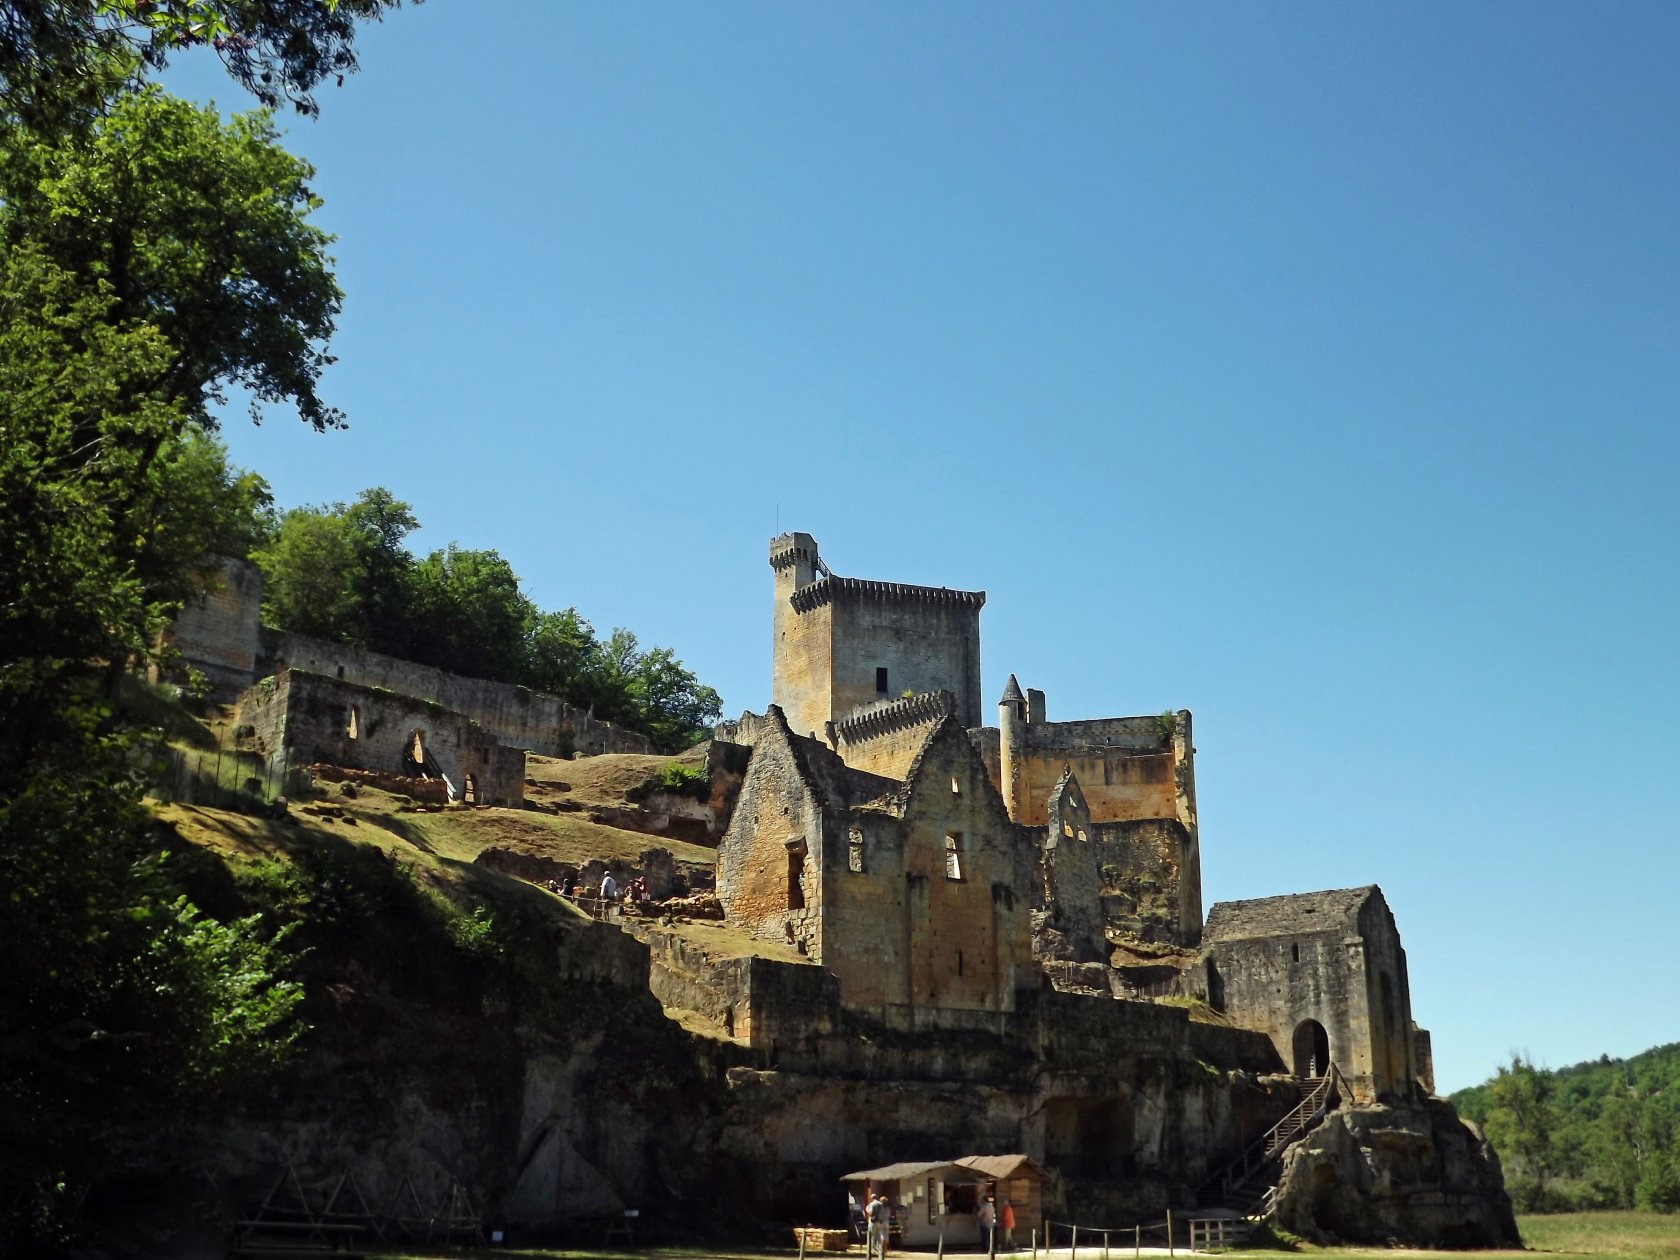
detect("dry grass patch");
top-left (647, 917), bottom-right (815, 965)
top-left (525, 749), bottom-right (703, 806)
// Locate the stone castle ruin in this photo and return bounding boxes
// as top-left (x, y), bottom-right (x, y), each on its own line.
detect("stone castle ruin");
top-left (158, 536), bottom-right (1514, 1245)
top-left (685, 533), bottom-right (1514, 1244)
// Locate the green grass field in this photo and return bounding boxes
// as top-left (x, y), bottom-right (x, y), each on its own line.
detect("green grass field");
top-left (372, 1211), bottom-right (1680, 1260)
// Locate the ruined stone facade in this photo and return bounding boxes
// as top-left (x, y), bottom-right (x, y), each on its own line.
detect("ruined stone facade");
top-left (156, 555), bottom-right (265, 702)
top-left (717, 708), bottom-right (1033, 1031)
top-left (1203, 886), bottom-right (1420, 1104)
top-left (237, 668), bottom-right (525, 807)
top-left (258, 629), bottom-right (649, 758)
top-left (162, 557), bottom-right (650, 757)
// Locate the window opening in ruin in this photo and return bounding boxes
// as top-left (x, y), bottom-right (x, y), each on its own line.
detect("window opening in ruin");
top-left (876, 667), bottom-right (889, 694)
top-left (1076, 828), bottom-right (1087, 842)
top-left (951, 775), bottom-right (960, 795)
top-left (944, 831), bottom-right (964, 881)
top-left (1292, 943), bottom-right (1300, 962)
top-left (346, 705), bottom-right (359, 739)
top-left (1063, 822), bottom-right (1074, 838)
top-left (786, 840), bottom-right (807, 910)
top-left (848, 826), bottom-right (865, 873)
top-left (957, 949), bottom-right (964, 977)
top-left (336, 665), bottom-right (344, 679)
top-left (1292, 1018), bottom-right (1330, 1079)
top-left (463, 772), bottom-right (478, 804)
top-left (404, 728), bottom-right (432, 778)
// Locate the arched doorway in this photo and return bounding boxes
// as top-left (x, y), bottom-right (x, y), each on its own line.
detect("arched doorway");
top-left (1293, 1019), bottom-right (1330, 1079)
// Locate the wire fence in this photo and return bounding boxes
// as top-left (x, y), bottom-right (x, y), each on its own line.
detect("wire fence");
top-left (1026, 1209), bottom-right (1251, 1257)
top-left (151, 736), bottom-right (309, 814)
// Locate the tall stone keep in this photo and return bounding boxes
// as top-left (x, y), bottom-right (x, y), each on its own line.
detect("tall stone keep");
top-left (770, 532), bottom-right (985, 738)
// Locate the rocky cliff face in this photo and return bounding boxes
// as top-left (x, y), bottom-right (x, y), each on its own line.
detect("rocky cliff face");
top-left (1271, 1096), bottom-right (1519, 1248)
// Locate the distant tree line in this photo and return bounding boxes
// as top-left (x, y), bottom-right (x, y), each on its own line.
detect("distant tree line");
top-left (243, 480), bottom-right (720, 753)
top-left (1453, 1044), bottom-right (1680, 1213)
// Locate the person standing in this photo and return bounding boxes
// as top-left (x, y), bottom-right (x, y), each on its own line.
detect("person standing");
top-left (978, 1196), bottom-right (996, 1256)
top-left (1001, 1199), bottom-right (1016, 1251)
top-left (867, 1193), bottom-right (891, 1260)
top-left (599, 871), bottom-right (618, 913)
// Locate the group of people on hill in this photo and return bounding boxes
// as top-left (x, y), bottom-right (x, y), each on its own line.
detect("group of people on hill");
top-left (541, 870), bottom-right (651, 917)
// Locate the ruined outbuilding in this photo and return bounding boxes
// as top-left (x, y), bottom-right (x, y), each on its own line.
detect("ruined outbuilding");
top-left (1204, 886), bottom-right (1421, 1104)
top-left (238, 668), bottom-right (525, 807)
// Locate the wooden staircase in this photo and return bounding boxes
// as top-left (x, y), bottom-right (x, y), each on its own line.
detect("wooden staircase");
top-left (1194, 1065), bottom-right (1346, 1226)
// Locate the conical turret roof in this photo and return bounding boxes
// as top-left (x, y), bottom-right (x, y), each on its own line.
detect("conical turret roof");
top-left (999, 674), bottom-right (1024, 704)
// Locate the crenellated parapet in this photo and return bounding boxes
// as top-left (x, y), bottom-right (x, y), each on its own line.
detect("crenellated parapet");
top-left (789, 575), bottom-right (986, 615)
top-left (834, 690), bottom-right (954, 743)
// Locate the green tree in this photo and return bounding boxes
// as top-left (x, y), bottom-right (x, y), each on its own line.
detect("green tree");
top-left (253, 504), bottom-right (364, 640)
top-left (0, 243), bottom-right (182, 762)
top-left (407, 544), bottom-right (535, 681)
top-left (0, 85), bottom-right (344, 433)
top-left (0, 740), bottom-right (301, 1247)
top-left (1483, 1054), bottom-right (1557, 1210)
top-left (253, 487), bottom-right (416, 649)
top-left (0, 79), bottom-right (349, 1248)
top-left (139, 424), bottom-right (274, 604)
top-left (342, 485), bottom-right (418, 655)
top-left (631, 643), bottom-right (723, 752)
top-left (0, 0), bottom-right (405, 132)
top-left (523, 606), bottom-right (601, 697)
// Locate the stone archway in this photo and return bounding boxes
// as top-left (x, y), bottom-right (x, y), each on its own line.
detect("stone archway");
top-left (1293, 1018), bottom-right (1330, 1078)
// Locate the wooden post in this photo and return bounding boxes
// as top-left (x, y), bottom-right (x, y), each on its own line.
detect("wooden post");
top-left (938, 1222), bottom-right (945, 1260)
top-left (798, 1229), bottom-right (807, 1260)
top-left (1134, 1225), bottom-right (1140, 1259)
top-left (1031, 1226), bottom-right (1038, 1260)
top-left (1103, 1230), bottom-right (1110, 1260)
top-left (1071, 1224), bottom-right (1079, 1260)
top-left (1166, 1210), bottom-right (1174, 1258)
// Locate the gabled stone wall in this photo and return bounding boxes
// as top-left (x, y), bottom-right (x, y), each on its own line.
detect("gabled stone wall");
top-left (1203, 886), bottom-right (1421, 1103)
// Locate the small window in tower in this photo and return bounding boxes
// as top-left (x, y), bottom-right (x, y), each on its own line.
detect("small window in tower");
top-left (876, 667), bottom-right (889, 694)
top-left (944, 831), bottom-right (964, 881)
top-left (848, 826), bottom-right (865, 873)
top-left (1292, 943), bottom-right (1301, 962)
top-left (346, 705), bottom-right (359, 739)
top-left (951, 775), bottom-right (960, 795)
top-left (1063, 822), bottom-right (1074, 838)
top-left (957, 949), bottom-right (965, 977)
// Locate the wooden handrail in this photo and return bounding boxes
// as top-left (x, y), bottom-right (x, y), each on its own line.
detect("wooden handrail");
top-left (1198, 1065), bottom-right (1343, 1203)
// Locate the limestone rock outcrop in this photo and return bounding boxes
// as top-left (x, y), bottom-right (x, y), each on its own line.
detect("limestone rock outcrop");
top-left (1271, 1097), bottom-right (1519, 1249)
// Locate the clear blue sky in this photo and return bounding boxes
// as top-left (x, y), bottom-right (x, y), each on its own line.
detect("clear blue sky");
top-left (166, 2), bottom-right (1680, 1094)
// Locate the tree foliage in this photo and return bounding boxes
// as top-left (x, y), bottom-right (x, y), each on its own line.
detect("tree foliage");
top-left (0, 0), bottom-right (405, 131)
top-left (1454, 1044), bottom-right (1680, 1213)
top-left (251, 493), bottom-right (723, 751)
top-left (0, 745), bottom-right (301, 1246)
top-left (0, 85), bottom-right (344, 430)
top-left (0, 2), bottom-right (392, 1240)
